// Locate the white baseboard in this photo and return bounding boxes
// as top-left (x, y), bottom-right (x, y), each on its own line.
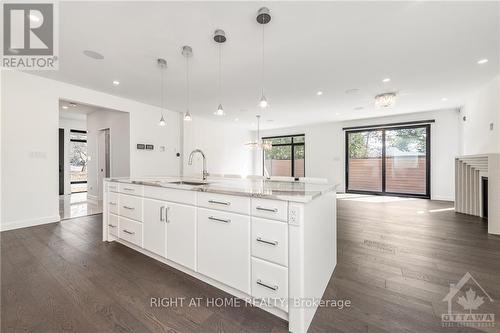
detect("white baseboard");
top-left (431, 195), bottom-right (454, 202)
top-left (1, 215), bottom-right (60, 232)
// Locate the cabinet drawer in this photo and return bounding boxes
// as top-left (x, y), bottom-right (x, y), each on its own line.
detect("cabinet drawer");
top-left (251, 258), bottom-right (288, 312)
top-left (251, 198), bottom-right (288, 222)
top-left (144, 186), bottom-right (196, 205)
top-left (251, 217), bottom-right (288, 267)
top-left (118, 183), bottom-right (144, 196)
top-left (197, 208), bottom-right (250, 293)
top-left (108, 213), bottom-right (119, 237)
top-left (107, 182), bottom-right (119, 192)
top-left (119, 194), bottom-right (143, 222)
top-left (197, 192), bottom-right (250, 215)
top-left (119, 217), bottom-right (143, 247)
top-left (108, 192), bottom-right (119, 214)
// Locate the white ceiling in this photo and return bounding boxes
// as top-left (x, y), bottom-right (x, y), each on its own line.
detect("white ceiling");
top-left (36, 1), bottom-right (499, 129)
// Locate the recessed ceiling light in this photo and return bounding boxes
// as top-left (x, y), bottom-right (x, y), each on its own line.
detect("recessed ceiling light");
top-left (382, 78), bottom-right (391, 83)
top-left (354, 106), bottom-right (364, 111)
top-left (69, 102), bottom-right (77, 107)
top-left (112, 80), bottom-right (120, 86)
top-left (234, 118), bottom-right (239, 122)
top-left (441, 97), bottom-right (448, 101)
top-left (477, 58), bottom-right (488, 64)
top-left (345, 88), bottom-right (360, 94)
top-left (316, 91), bottom-right (323, 96)
top-left (335, 112), bottom-right (340, 116)
top-left (267, 119), bottom-right (274, 122)
top-left (62, 105), bottom-right (68, 109)
top-left (83, 50), bottom-right (104, 60)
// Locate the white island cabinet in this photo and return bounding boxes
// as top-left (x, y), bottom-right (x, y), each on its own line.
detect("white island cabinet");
top-left (103, 177), bottom-right (337, 333)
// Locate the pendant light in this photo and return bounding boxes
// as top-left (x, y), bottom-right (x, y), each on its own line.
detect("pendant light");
top-left (245, 115), bottom-right (272, 150)
top-left (257, 7), bottom-right (271, 109)
top-left (182, 45), bottom-right (193, 121)
top-left (213, 29), bottom-right (226, 116)
top-left (157, 58), bottom-right (167, 126)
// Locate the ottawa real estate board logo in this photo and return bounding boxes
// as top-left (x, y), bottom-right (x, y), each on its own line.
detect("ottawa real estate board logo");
top-left (2, 2), bottom-right (58, 70)
top-left (442, 272), bottom-right (495, 328)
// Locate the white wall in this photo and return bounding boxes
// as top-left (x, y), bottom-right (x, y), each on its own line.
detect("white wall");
top-left (87, 109), bottom-right (130, 200)
top-left (183, 117), bottom-right (253, 177)
top-left (58, 115), bottom-right (87, 195)
top-left (256, 109), bottom-right (460, 201)
top-left (460, 76), bottom-right (500, 155)
top-left (1, 70), bottom-right (181, 231)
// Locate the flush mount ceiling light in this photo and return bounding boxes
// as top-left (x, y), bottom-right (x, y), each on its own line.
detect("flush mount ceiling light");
top-left (112, 80), bottom-right (120, 86)
top-left (182, 45), bottom-right (193, 122)
top-left (157, 58), bottom-right (167, 126)
top-left (214, 29), bottom-right (226, 116)
top-left (83, 50), bottom-right (104, 60)
top-left (477, 58), bottom-right (489, 64)
top-left (374, 92), bottom-right (397, 108)
top-left (257, 7), bottom-right (271, 109)
top-left (245, 115), bottom-right (272, 150)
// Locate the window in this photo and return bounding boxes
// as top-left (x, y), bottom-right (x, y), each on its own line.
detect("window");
top-left (263, 135), bottom-right (305, 178)
top-left (346, 124), bottom-right (430, 198)
top-left (69, 130), bottom-right (88, 193)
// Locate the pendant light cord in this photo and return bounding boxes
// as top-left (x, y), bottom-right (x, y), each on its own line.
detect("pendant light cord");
top-left (261, 23), bottom-right (265, 96)
top-left (186, 55), bottom-right (190, 111)
top-left (160, 62), bottom-right (165, 116)
top-left (218, 44), bottom-right (223, 104)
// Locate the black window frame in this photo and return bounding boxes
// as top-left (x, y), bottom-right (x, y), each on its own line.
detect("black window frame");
top-left (262, 134), bottom-right (305, 178)
top-left (345, 124), bottom-right (431, 199)
top-left (69, 129), bottom-right (88, 192)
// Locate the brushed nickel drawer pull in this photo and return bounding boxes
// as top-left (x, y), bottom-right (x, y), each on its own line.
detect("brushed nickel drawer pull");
top-left (208, 200), bottom-right (231, 206)
top-left (256, 279), bottom-right (279, 291)
top-left (123, 187), bottom-right (134, 191)
top-left (122, 206), bottom-right (135, 210)
top-left (160, 206), bottom-right (165, 221)
top-left (122, 229), bottom-right (135, 235)
top-left (256, 237), bottom-right (278, 246)
top-left (208, 216), bottom-right (231, 223)
top-left (256, 206), bottom-right (278, 213)
top-left (108, 224), bottom-right (117, 228)
top-left (109, 202), bottom-right (117, 206)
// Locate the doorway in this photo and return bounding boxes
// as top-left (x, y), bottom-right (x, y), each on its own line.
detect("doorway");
top-left (59, 128), bottom-right (64, 195)
top-left (345, 124), bottom-right (430, 198)
top-left (97, 128), bottom-right (110, 199)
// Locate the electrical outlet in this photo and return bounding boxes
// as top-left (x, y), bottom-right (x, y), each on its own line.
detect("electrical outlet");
top-left (288, 205), bottom-right (302, 225)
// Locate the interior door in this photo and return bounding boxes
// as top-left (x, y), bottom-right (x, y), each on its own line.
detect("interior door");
top-left (166, 202), bottom-right (196, 270)
top-left (143, 198), bottom-right (166, 257)
top-left (97, 129), bottom-right (110, 199)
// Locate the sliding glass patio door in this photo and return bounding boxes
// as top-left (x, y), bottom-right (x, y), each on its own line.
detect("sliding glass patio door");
top-left (346, 124), bottom-right (430, 198)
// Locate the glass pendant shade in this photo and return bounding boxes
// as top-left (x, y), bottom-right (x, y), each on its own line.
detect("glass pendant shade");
top-left (214, 104), bottom-right (225, 116)
top-left (184, 111), bottom-right (192, 121)
top-left (259, 94), bottom-right (268, 108)
top-left (158, 114), bottom-right (166, 126)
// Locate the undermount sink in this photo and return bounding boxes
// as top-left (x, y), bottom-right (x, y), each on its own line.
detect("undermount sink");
top-left (168, 181), bottom-right (209, 186)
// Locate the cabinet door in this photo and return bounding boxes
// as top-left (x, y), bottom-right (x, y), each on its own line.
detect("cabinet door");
top-left (143, 198), bottom-right (166, 257)
top-left (166, 202), bottom-right (196, 270)
top-left (197, 208), bottom-right (250, 294)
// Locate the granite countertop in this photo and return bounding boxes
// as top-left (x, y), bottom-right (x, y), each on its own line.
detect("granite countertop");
top-left (105, 176), bottom-right (336, 203)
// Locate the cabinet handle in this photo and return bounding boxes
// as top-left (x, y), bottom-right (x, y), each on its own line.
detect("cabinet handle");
top-left (123, 187), bottom-right (134, 191)
top-left (108, 224), bottom-right (117, 228)
top-left (122, 229), bottom-right (135, 235)
top-left (165, 206), bottom-right (170, 223)
top-left (256, 279), bottom-right (279, 291)
top-left (160, 206), bottom-right (165, 221)
top-left (123, 206), bottom-right (135, 210)
top-left (208, 216), bottom-right (231, 223)
top-left (208, 200), bottom-right (231, 206)
top-left (256, 206), bottom-right (278, 213)
top-left (256, 237), bottom-right (278, 246)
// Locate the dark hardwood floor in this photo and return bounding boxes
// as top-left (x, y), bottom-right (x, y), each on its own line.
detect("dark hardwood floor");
top-left (2, 197), bottom-right (499, 332)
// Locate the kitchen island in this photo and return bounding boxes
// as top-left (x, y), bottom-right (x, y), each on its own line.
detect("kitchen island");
top-left (103, 177), bottom-right (336, 333)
